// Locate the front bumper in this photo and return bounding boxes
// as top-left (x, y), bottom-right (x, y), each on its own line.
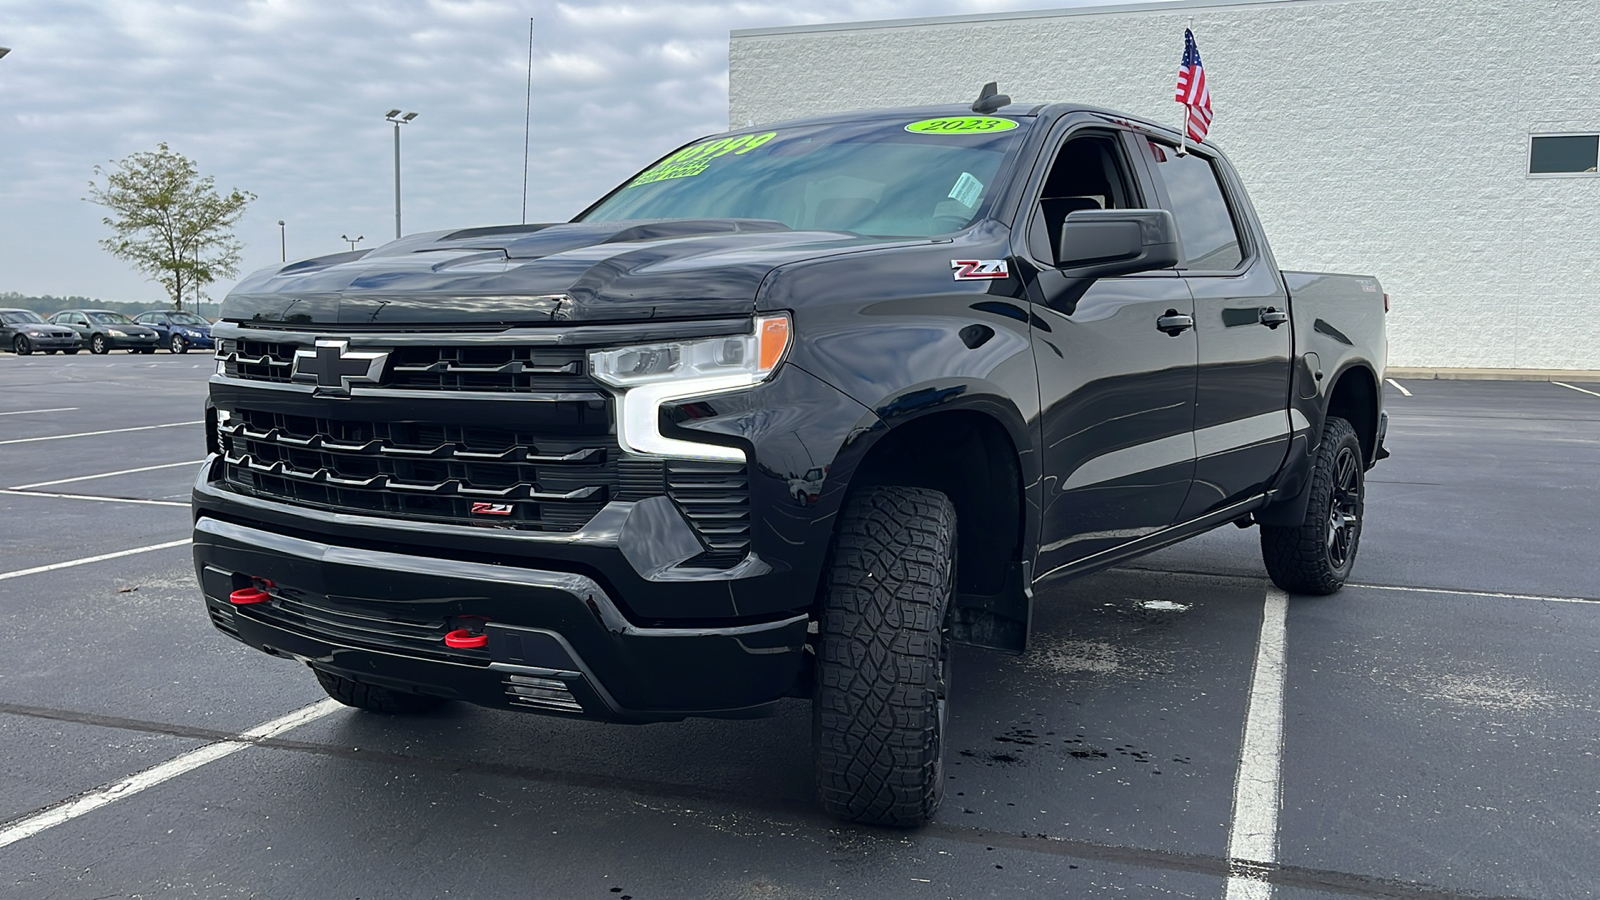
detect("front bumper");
top-left (108, 333), bottom-right (161, 349)
top-left (21, 334), bottom-right (79, 350)
top-left (193, 497), bottom-right (811, 722)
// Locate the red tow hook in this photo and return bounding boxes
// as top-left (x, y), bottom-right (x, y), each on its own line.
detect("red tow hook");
top-left (444, 629), bottom-right (489, 649)
top-left (228, 577), bottom-right (276, 605)
top-left (229, 587), bottom-right (270, 605)
top-left (444, 616), bottom-right (491, 649)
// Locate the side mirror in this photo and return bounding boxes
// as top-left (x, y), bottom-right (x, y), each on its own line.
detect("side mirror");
top-left (1054, 208), bottom-right (1181, 277)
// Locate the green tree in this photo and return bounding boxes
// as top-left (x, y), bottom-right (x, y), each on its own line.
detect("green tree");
top-left (85, 143), bottom-right (256, 311)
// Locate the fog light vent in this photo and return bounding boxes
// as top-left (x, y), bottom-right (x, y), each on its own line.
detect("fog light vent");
top-left (503, 674), bottom-right (583, 713)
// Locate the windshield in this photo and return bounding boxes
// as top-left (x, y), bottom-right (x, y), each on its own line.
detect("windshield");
top-left (581, 115), bottom-right (1030, 238)
top-left (168, 312), bottom-right (208, 325)
top-left (1, 311), bottom-right (46, 325)
top-left (86, 311), bottom-right (134, 324)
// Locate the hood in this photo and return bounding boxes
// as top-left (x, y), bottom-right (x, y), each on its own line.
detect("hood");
top-left (221, 219), bottom-right (905, 327)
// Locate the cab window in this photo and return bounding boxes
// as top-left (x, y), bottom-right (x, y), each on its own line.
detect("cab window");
top-left (1146, 141), bottom-right (1245, 271)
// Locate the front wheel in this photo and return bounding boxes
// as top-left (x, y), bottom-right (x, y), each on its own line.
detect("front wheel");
top-left (814, 485), bottom-right (956, 827)
top-left (1260, 416), bottom-right (1365, 594)
top-left (12, 335), bottom-right (31, 355)
top-left (170, 334), bottom-right (188, 354)
top-left (90, 334), bottom-right (108, 355)
top-left (312, 667), bottom-right (447, 714)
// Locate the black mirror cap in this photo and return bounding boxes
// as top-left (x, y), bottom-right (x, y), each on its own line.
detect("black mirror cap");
top-left (1054, 208), bottom-right (1181, 278)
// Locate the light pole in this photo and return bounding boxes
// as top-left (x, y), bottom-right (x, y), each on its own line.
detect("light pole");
top-left (277, 220), bottom-right (286, 261)
top-left (341, 234), bottom-right (365, 252)
top-left (384, 109), bottom-right (418, 239)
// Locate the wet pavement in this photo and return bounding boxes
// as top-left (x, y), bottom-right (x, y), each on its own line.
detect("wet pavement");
top-left (1, 352), bottom-right (1596, 899)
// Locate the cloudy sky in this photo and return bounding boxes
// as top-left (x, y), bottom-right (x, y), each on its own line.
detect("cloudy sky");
top-left (0, 0), bottom-right (1157, 305)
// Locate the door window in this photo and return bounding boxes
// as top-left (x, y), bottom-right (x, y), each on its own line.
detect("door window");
top-left (1147, 142), bottom-right (1244, 271)
top-left (1028, 133), bottom-right (1139, 264)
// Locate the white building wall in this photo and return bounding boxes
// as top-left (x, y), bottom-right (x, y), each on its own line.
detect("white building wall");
top-left (729, 0), bottom-right (1600, 371)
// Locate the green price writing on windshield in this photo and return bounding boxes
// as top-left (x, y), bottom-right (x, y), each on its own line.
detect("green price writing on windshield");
top-left (629, 131), bottom-right (780, 187)
top-left (905, 116), bottom-right (1019, 135)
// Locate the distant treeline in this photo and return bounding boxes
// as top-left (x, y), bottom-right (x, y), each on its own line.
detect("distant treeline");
top-left (0, 292), bottom-right (216, 318)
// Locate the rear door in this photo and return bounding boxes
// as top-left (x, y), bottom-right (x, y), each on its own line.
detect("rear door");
top-left (1140, 139), bottom-right (1293, 521)
top-left (1023, 124), bottom-right (1198, 578)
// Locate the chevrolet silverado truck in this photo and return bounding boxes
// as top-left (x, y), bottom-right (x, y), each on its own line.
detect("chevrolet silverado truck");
top-left (194, 92), bottom-right (1388, 827)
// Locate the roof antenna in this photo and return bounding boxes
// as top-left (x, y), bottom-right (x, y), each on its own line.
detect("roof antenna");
top-left (971, 81), bottom-right (1011, 114)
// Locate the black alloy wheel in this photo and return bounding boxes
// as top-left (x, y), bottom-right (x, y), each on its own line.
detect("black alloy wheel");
top-left (12, 334), bottom-right (30, 355)
top-left (1326, 442), bottom-right (1362, 570)
top-left (1260, 415), bottom-right (1365, 594)
top-left (170, 334), bottom-right (188, 354)
top-left (90, 333), bottom-right (109, 355)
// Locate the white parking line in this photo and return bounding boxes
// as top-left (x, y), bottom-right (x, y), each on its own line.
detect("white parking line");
top-left (1224, 587), bottom-right (1288, 900)
top-left (1349, 582), bottom-right (1597, 605)
top-left (0, 699), bottom-right (342, 851)
top-left (0, 420), bottom-right (202, 445)
top-left (1383, 378), bottom-right (1411, 397)
top-left (0, 407), bottom-right (79, 417)
top-left (0, 489), bottom-right (188, 508)
top-left (0, 539), bottom-right (191, 582)
top-left (1552, 381), bottom-right (1600, 399)
top-left (10, 460), bottom-right (204, 490)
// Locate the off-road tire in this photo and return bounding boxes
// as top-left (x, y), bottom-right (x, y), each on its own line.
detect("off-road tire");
top-left (813, 485), bottom-right (956, 827)
top-left (313, 667), bottom-right (447, 714)
top-left (90, 334), bottom-right (108, 355)
top-left (1260, 416), bottom-right (1365, 594)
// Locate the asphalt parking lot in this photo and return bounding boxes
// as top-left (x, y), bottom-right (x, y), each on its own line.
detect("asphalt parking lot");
top-left (1, 352), bottom-right (1596, 900)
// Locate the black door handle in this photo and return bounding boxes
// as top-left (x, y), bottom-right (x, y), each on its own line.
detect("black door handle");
top-left (1156, 310), bottom-right (1194, 336)
top-left (1260, 307), bottom-right (1289, 328)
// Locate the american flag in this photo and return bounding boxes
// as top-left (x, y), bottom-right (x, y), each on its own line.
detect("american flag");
top-left (1173, 28), bottom-right (1212, 143)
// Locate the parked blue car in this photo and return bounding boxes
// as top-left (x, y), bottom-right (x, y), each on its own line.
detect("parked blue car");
top-left (134, 310), bottom-right (214, 354)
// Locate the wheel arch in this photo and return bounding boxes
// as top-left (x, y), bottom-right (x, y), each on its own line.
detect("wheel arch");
top-left (1325, 362), bottom-right (1381, 466)
top-left (832, 402), bottom-right (1033, 653)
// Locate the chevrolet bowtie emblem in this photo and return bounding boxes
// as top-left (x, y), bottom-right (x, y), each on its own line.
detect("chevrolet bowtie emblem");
top-left (291, 339), bottom-right (388, 397)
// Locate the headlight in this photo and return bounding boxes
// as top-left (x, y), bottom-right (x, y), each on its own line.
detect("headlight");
top-left (589, 314), bottom-right (791, 461)
top-left (107, 329), bottom-right (127, 337)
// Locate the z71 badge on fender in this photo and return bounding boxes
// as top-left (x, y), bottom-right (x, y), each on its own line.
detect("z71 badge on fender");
top-left (951, 259), bottom-right (1009, 280)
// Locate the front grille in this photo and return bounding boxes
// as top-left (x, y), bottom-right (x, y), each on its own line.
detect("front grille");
top-left (219, 406), bottom-right (615, 531)
top-left (215, 331), bottom-right (753, 564)
top-left (216, 339), bottom-right (592, 393)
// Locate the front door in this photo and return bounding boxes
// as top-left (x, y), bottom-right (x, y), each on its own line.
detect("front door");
top-left (1024, 129), bottom-right (1199, 579)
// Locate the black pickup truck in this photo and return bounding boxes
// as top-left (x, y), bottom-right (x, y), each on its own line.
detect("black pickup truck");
top-left (194, 93), bottom-right (1387, 827)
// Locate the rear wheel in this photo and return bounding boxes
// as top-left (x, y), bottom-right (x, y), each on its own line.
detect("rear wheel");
top-left (1260, 416), bottom-right (1365, 594)
top-left (12, 335), bottom-right (31, 355)
top-left (170, 334), bottom-right (188, 354)
top-left (813, 485), bottom-right (955, 827)
top-left (90, 334), bottom-right (108, 355)
top-left (312, 667), bottom-right (447, 714)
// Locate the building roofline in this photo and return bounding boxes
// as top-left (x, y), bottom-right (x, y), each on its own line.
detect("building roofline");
top-left (731, 0), bottom-right (1381, 39)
